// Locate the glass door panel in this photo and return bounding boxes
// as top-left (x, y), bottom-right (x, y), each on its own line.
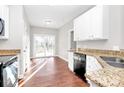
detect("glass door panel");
top-left (34, 34), bottom-right (55, 57)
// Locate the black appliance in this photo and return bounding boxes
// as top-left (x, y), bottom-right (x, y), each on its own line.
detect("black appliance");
top-left (0, 56), bottom-right (18, 87)
top-left (0, 18), bottom-right (5, 36)
top-left (73, 53), bottom-right (86, 80)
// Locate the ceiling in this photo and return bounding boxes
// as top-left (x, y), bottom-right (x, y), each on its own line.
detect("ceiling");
top-left (24, 5), bottom-right (93, 29)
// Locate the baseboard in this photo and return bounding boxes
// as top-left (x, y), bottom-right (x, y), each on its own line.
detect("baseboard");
top-left (30, 56), bottom-right (56, 59)
top-left (31, 55), bottom-right (68, 62)
top-left (56, 55), bottom-right (68, 62)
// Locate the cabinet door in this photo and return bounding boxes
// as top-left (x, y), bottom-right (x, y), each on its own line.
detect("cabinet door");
top-left (74, 11), bottom-right (91, 41)
top-left (74, 6), bottom-right (109, 41)
top-left (68, 52), bottom-right (74, 72)
top-left (73, 19), bottom-right (80, 41)
top-left (74, 14), bottom-right (85, 41)
top-left (86, 56), bottom-right (95, 72)
top-left (79, 11), bottom-right (91, 40)
top-left (90, 6), bottom-right (103, 39)
top-left (86, 56), bottom-right (102, 72)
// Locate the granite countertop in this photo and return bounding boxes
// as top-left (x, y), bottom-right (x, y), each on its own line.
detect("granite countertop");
top-left (69, 48), bottom-right (124, 58)
top-left (85, 56), bottom-right (124, 87)
top-left (86, 68), bottom-right (124, 87)
top-left (69, 48), bottom-right (124, 87)
top-left (0, 49), bottom-right (21, 56)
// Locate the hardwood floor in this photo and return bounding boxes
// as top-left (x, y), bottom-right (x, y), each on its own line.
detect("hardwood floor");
top-left (18, 58), bottom-right (46, 85)
top-left (20, 57), bottom-right (88, 87)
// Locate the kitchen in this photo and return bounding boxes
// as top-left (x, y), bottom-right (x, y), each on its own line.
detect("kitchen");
top-left (0, 5), bottom-right (124, 87)
top-left (68, 5), bottom-right (124, 87)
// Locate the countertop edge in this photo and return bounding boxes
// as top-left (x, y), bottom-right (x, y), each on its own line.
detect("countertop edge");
top-left (68, 48), bottom-right (124, 58)
top-left (0, 49), bottom-right (21, 56)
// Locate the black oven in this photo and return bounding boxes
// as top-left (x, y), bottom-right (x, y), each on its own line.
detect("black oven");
top-left (0, 56), bottom-right (18, 87)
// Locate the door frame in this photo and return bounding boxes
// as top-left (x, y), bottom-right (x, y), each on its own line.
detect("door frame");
top-left (68, 29), bottom-right (77, 50)
top-left (33, 34), bottom-right (56, 58)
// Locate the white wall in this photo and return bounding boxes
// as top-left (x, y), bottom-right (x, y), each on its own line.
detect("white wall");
top-left (0, 6), bottom-right (31, 78)
top-left (0, 6), bottom-right (23, 49)
top-left (120, 6), bottom-right (124, 49)
top-left (30, 26), bottom-right (58, 57)
top-left (58, 5), bottom-right (124, 61)
top-left (22, 6), bottom-right (31, 74)
top-left (58, 21), bottom-right (73, 60)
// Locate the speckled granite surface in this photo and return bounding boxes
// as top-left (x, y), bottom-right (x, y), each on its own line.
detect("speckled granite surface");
top-left (69, 48), bottom-right (124, 87)
top-left (86, 67), bottom-right (124, 87)
top-left (69, 48), bottom-right (124, 58)
top-left (0, 49), bottom-right (21, 56)
top-left (85, 56), bottom-right (124, 87)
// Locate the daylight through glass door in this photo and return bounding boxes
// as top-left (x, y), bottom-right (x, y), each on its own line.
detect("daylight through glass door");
top-left (34, 34), bottom-right (55, 57)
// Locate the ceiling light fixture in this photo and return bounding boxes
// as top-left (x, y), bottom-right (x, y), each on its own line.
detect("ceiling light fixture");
top-left (45, 20), bottom-right (52, 25)
top-left (43, 19), bottom-right (53, 25)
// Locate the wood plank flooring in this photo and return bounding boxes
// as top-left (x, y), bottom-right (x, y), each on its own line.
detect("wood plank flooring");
top-left (18, 58), bottom-right (46, 86)
top-left (20, 57), bottom-right (88, 87)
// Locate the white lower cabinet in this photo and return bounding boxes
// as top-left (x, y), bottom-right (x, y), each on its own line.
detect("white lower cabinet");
top-left (86, 55), bottom-right (102, 72)
top-left (68, 52), bottom-right (74, 72)
top-left (86, 55), bottom-right (102, 87)
top-left (68, 54), bottom-right (102, 72)
top-left (86, 78), bottom-right (99, 87)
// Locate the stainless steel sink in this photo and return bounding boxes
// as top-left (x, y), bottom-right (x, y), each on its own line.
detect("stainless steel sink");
top-left (100, 56), bottom-right (124, 68)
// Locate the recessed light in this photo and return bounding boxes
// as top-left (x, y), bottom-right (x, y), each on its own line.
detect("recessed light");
top-left (45, 20), bottom-right (52, 25)
top-left (43, 18), bottom-right (53, 25)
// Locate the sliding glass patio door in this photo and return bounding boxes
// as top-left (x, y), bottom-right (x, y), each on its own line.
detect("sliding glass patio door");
top-left (33, 34), bottom-right (55, 57)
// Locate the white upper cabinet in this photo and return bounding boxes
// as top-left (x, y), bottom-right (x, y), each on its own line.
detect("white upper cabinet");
top-left (74, 6), bottom-right (109, 41)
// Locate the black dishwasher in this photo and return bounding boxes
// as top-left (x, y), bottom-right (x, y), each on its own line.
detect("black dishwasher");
top-left (74, 53), bottom-right (86, 80)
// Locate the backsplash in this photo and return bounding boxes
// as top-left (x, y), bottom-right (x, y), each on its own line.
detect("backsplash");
top-left (77, 40), bottom-right (123, 51)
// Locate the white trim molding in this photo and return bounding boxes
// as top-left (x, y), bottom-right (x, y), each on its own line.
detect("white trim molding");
top-left (56, 55), bottom-right (68, 62)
